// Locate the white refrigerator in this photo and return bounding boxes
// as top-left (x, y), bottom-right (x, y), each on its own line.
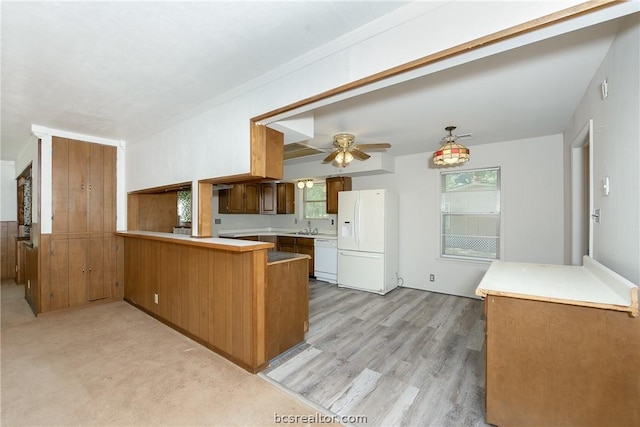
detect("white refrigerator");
top-left (337, 189), bottom-right (398, 295)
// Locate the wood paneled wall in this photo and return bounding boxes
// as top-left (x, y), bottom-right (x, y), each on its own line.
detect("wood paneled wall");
top-left (1, 221), bottom-right (18, 280)
top-left (127, 193), bottom-right (178, 233)
top-left (123, 237), bottom-right (269, 372)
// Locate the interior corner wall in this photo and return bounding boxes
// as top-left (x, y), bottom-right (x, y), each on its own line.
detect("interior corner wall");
top-left (1, 161), bottom-right (17, 221)
top-left (350, 134), bottom-right (565, 298)
top-left (564, 14), bottom-right (640, 285)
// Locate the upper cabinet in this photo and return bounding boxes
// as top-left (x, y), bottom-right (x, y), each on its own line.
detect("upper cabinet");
top-left (219, 183), bottom-right (260, 214)
top-left (251, 123), bottom-right (284, 180)
top-left (52, 137), bottom-right (116, 234)
top-left (220, 182), bottom-right (295, 215)
top-left (277, 183), bottom-right (295, 214)
top-left (326, 176), bottom-right (352, 214)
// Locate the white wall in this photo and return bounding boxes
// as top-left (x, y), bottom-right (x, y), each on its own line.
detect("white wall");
top-left (1, 161), bottom-right (17, 221)
top-left (124, 1), bottom-right (586, 193)
top-left (564, 15), bottom-right (640, 285)
top-left (351, 134), bottom-right (565, 298)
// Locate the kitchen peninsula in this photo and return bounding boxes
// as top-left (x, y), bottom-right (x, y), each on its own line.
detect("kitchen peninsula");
top-left (476, 256), bottom-right (639, 427)
top-left (115, 230), bottom-right (309, 372)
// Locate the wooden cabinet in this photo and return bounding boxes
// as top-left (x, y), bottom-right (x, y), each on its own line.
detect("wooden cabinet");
top-left (295, 238), bottom-right (314, 277)
top-left (326, 176), bottom-right (352, 214)
top-left (260, 183), bottom-right (277, 214)
top-left (266, 256), bottom-right (309, 360)
top-left (485, 295), bottom-right (640, 427)
top-left (52, 138), bottom-right (116, 234)
top-left (220, 182), bottom-right (293, 215)
top-left (40, 137), bottom-right (118, 314)
top-left (219, 183), bottom-right (260, 214)
top-left (277, 236), bottom-right (296, 253)
top-left (277, 183), bottom-right (295, 214)
top-left (277, 236), bottom-right (314, 277)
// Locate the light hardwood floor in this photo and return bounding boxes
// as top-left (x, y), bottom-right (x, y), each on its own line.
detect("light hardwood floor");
top-left (262, 281), bottom-right (490, 427)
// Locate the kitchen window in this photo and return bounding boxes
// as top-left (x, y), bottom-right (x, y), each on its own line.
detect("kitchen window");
top-left (303, 182), bottom-right (328, 219)
top-left (440, 167), bottom-right (501, 260)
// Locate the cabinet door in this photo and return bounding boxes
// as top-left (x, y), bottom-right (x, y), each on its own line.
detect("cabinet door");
top-left (295, 238), bottom-right (314, 276)
top-left (218, 189), bottom-right (230, 214)
top-left (88, 237), bottom-right (106, 301)
top-left (278, 237), bottom-right (296, 253)
top-left (227, 185), bottom-right (245, 214)
top-left (103, 146), bottom-right (117, 232)
top-left (277, 183), bottom-right (295, 214)
top-left (244, 183), bottom-right (260, 214)
top-left (49, 238), bottom-right (70, 310)
top-left (260, 183), bottom-right (277, 214)
top-left (68, 238), bottom-right (89, 306)
top-left (68, 139), bottom-right (90, 233)
top-left (88, 143), bottom-right (104, 233)
top-left (326, 177), bottom-right (352, 214)
top-left (52, 137), bottom-right (70, 234)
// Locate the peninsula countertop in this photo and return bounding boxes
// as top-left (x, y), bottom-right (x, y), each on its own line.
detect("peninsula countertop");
top-left (476, 256), bottom-right (638, 316)
top-left (218, 228), bottom-right (337, 240)
top-left (115, 230), bottom-right (274, 252)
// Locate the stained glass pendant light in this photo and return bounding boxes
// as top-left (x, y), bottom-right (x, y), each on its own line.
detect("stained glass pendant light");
top-left (433, 126), bottom-right (470, 166)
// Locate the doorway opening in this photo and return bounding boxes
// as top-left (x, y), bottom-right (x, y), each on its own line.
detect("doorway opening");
top-left (570, 119), bottom-right (593, 266)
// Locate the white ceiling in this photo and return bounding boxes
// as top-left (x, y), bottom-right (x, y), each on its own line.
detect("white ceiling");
top-left (281, 16), bottom-right (627, 163)
top-left (0, 1), bottom-right (633, 166)
top-left (1, 1), bottom-right (408, 161)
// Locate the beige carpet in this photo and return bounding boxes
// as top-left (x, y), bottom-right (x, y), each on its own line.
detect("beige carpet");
top-left (1, 281), bottom-right (338, 426)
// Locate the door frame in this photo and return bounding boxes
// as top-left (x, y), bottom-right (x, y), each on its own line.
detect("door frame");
top-left (570, 119), bottom-right (593, 265)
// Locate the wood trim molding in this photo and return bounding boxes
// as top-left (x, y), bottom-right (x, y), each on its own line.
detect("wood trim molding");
top-left (251, 1), bottom-right (620, 123)
top-left (197, 182), bottom-right (213, 237)
top-left (127, 181), bottom-right (191, 195)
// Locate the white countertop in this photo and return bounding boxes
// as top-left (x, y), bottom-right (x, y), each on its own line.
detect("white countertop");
top-left (476, 256), bottom-right (638, 316)
top-left (115, 230), bottom-right (274, 251)
top-left (217, 228), bottom-right (337, 240)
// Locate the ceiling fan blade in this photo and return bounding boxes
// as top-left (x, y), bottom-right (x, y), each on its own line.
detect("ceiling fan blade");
top-left (350, 148), bottom-right (371, 160)
top-left (353, 143), bottom-right (391, 150)
top-left (323, 150), bottom-right (340, 163)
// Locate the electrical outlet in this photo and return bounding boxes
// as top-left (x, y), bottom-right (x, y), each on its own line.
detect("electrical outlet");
top-left (331, 219), bottom-right (334, 225)
top-left (429, 274), bottom-right (435, 282)
top-left (154, 293), bottom-right (159, 304)
top-left (27, 279), bottom-right (31, 289)
top-left (214, 218), bottom-right (221, 224)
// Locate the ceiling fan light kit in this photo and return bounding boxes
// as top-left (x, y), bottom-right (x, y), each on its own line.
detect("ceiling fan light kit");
top-left (433, 126), bottom-right (470, 166)
top-left (323, 133), bottom-right (391, 167)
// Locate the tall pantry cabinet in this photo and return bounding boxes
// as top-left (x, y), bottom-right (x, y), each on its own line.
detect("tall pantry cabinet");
top-left (39, 137), bottom-right (118, 313)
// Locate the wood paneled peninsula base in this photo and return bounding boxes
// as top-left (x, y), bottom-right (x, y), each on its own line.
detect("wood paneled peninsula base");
top-left (476, 256), bottom-right (639, 427)
top-left (116, 231), bottom-right (310, 373)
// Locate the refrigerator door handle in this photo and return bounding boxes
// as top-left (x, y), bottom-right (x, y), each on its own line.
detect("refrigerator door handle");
top-left (339, 251), bottom-right (381, 259)
top-left (354, 197), bottom-right (359, 245)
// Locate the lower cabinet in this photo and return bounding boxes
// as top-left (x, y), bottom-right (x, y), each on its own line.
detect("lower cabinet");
top-left (485, 295), bottom-right (640, 427)
top-left (277, 236), bottom-right (314, 277)
top-left (46, 234), bottom-right (116, 311)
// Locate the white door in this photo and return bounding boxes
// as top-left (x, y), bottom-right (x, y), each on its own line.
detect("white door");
top-left (338, 191), bottom-right (359, 251)
top-left (358, 190), bottom-right (386, 253)
top-left (338, 250), bottom-right (385, 293)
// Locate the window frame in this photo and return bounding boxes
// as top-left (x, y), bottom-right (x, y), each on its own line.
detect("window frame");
top-left (302, 181), bottom-right (328, 220)
top-left (439, 166), bottom-right (502, 262)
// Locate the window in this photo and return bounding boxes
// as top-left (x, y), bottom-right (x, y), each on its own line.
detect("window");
top-left (303, 182), bottom-right (328, 219)
top-left (441, 167), bottom-right (500, 260)
top-left (177, 190), bottom-right (192, 224)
